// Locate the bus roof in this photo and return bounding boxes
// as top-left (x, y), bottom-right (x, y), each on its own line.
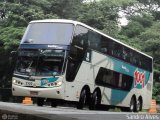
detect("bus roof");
top-left (30, 19), bottom-right (153, 59)
top-left (30, 19), bottom-right (77, 24)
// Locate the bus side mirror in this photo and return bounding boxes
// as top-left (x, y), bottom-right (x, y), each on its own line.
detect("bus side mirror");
top-left (11, 51), bottom-right (17, 55)
top-left (10, 51), bottom-right (17, 58)
top-left (66, 60), bottom-right (75, 82)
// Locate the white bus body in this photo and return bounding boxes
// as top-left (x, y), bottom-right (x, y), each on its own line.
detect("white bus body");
top-left (12, 19), bottom-right (153, 111)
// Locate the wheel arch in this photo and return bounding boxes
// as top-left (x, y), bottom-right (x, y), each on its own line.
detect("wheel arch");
top-left (81, 85), bottom-right (91, 94)
top-left (132, 94), bottom-right (137, 101)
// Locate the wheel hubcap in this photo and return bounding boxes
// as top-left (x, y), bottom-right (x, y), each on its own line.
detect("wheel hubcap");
top-left (130, 104), bottom-right (133, 111)
top-left (137, 100), bottom-right (141, 111)
top-left (95, 96), bottom-right (98, 105)
top-left (83, 94), bottom-right (86, 105)
top-left (130, 100), bottom-right (134, 111)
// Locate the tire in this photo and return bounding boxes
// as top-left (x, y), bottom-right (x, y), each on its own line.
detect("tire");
top-left (51, 100), bottom-right (58, 107)
top-left (37, 98), bottom-right (44, 106)
top-left (136, 98), bottom-right (142, 112)
top-left (129, 97), bottom-right (136, 112)
top-left (77, 89), bottom-right (87, 109)
top-left (89, 91), bottom-right (101, 110)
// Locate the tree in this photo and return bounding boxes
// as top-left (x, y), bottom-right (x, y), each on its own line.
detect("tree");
top-left (121, 21), bottom-right (144, 38)
top-left (120, 0), bottom-right (160, 16)
top-left (77, 0), bottom-right (125, 37)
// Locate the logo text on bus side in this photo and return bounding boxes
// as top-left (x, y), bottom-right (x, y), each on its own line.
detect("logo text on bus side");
top-left (134, 70), bottom-right (145, 88)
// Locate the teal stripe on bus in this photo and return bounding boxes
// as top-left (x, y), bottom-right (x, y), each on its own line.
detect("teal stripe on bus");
top-left (41, 77), bottom-right (58, 86)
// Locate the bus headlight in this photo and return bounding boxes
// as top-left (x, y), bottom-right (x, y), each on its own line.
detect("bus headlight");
top-left (12, 80), bottom-right (23, 86)
top-left (48, 81), bottom-right (62, 87)
top-left (56, 81), bottom-right (62, 86)
top-left (13, 80), bottom-right (16, 84)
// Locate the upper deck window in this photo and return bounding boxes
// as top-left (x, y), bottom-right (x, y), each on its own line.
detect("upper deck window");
top-left (21, 22), bottom-right (74, 45)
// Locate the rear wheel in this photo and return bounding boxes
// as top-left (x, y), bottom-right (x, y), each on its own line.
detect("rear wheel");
top-left (136, 98), bottom-right (142, 112)
top-left (129, 97), bottom-right (136, 112)
top-left (77, 89), bottom-right (87, 109)
top-left (37, 98), bottom-right (44, 106)
top-left (89, 91), bottom-right (101, 110)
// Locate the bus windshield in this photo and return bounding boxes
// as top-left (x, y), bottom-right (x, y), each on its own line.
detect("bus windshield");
top-left (21, 23), bottom-right (74, 45)
top-left (15, 49), bottom-right (66, 76)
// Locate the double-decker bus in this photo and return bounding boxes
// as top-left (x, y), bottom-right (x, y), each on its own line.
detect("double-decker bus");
top-left (12, 19), bottom-right (153, 112)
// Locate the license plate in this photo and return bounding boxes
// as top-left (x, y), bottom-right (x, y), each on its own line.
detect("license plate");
top-left (30, 91), bottom-right (39, 95)
top-left (26, 82), bottom-right (33, 86)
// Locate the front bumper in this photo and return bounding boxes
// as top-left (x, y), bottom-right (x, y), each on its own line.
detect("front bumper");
top-left (12, 84), bottom-right (65, 99)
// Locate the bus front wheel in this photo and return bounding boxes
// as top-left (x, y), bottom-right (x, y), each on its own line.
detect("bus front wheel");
top-left (77, 89), bottom-right (87, 109)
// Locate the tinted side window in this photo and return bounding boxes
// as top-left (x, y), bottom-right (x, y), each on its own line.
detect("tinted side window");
top-left (72, 25), bottom-right (88, 48)
top-left (100, 36), bottom-right (109, 54)
top-left (88, 30), bottom-right (101, 50)
top-left (121, 75), bottom-right (133, 91)
top-left (100, 36), bottom-right (152, 72)
top-left (95, 67), bottom-right (133, 91)
top-left (66, 25), bottom-right (89, 82)
top-left (69, 25), bottom-right (89, 61)
top-left (95, 67), bottom-right (120, 88)
top-left (71, 25), bottom-right (152, 72)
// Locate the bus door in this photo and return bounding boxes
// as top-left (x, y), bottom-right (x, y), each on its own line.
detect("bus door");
top-left (64, 44), bottom-right (86, 101)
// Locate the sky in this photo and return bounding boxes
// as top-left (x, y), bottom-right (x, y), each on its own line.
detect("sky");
top-left (118, 11), bottom-right (128, 26)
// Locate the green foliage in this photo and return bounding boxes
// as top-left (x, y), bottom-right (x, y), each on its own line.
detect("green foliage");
top-left (0, 26), bottom-right (25, 50)
top-left (120, 14), bottom-right (154, 38)
top-left (121, 0), bottom-right (160, 16)
top-left (153, 83), bottom-right (160, 101)
top-left (121, 21), bottom-right (144, 38)
top-left (140, 22), bottom-right (160, 59)
top-left (109, 107), bottom-right (121, 112)
top-left (49, 0), bottom-right (83, 19)
top-left (128, 14), bottom-right (154, 28)
top-left (77, 0), bottom-right (122, 37)
top-left (0, 0), bottom-right (59, 27)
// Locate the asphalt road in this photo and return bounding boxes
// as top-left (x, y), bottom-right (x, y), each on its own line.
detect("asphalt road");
top-left (0, 102), bottom-right (159, 120)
